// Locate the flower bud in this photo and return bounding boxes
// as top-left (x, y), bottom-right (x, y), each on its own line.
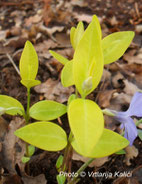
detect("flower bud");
top-left (82, 76), bottom-right (93, 92)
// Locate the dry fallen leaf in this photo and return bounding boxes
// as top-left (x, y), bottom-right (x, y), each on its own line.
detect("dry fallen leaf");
top-left (0, 117), bottom-right (26, 174)
top-left (98, 90), bottom-right (116, 108)
top-left (109, 16), bottom-right (118, 26)
top-left (112, 72), bottom-right (124, 89)
top-left (22, 174), bottom-right (46, 184)
top-left (123, 79), bottom-right (140, 96)
top-left (73, 13), bottom-right (93, 23)
top-left (34, 40), bottom-right (58, 59)
top-left (34, 78), bottom-right (74, 103)
top-left (110, 92), bottom-right (131, 111)
top-left (24, 15), bottom-right (42, 27)
top-left (123, 48), bottom-right (142, 64)
top-left (0, 30), bottom-right (6, 41)
top-left (72, 151), bottom-right (109, 168)
top-left (1, 174), bottom-right (23, 184)
top-left (0, 117), bottom-right (8, 139)
top-left (125, 145), bottom-right (139, 166)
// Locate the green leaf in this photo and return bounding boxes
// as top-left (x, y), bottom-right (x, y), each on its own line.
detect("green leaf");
top-left (22, 156), bottom-right (30, 163)
top-left (28, 145), bottom-right (35, 157)
top-left (102, 31), bottom-right (135, 64)
top-left (49, 50), bottom-right (69, 65)
top-left (56, 174), bottom-right (66, 184)
top-left (70, 21), bottom-right (84, 50)
top-left (67, 94), bottom-right (76, 106)
top-left (19, 41), bottom-right (39, 81)
top-left (138, 129), bottom-right (142, 140)
top-left (70, 27), bottom-right (76, 49)
top-left (20, 79), bottom-right (41, 89)
top-left (73, 18), bottom-right (103, 98)
top-left (92, 15), bottom-right (102, 39)
top-left (56, 155), bottom-right (64, 172)
top-left (61, 60), bottom-right (74, 87)
top-left (29, 100), bottom-right (67, 121)
top-left (0, 95), bottom-right (24, 115)
top-left (115, 149), bottom-right (126, 155)
top-left (15, 122), bottom-right (67, 151)
top-left (71, 129), bottom-right (129, 158)
top-left (68, 99), bottom-right (104, 157)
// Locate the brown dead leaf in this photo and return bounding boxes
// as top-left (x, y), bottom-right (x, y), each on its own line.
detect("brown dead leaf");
top-left (25, 15), bottom-right (42, 27)
top-left (123, 48), bottom-right (142, 64)
top-left (123, 79), bottom-right (140, 96)
top-left (98, 90), bottom-right (116, 108)
top-left (70, 0), bottom-right (86, 7)
top-left (6, 26), bottom-right (21, 37)
top-left (110, 16), bottom-right (118, 26)
top-left (34, 78), bottom-right (74, 103)
top-left (45, 26), bottom-right (64, 35)
top-left (35, 40), bottom-right (57, 59)
top-left (110, 92), bottom-right (131, 111)
top-left (102, 69), bottom-right (111, 81)
top-left (112, 72), bottom-right (124, 89)
top-left (0, 30), bottom-right (6, 41)
top-left (0, 117), bottom-right (8, 139)
top-left (0, 117), bottom-right (26, 174)
top-left (55, 32), bottom-right (70, 46)
top-left (1, 174), bottom-right (23, 184)
top-left (72, 151), bottom-right (109, 168)
top-left (73, 13), bottom-right (103, 24)
top-left (73, 13), bottom-right (93, 23)
top-left (125, 145), bottom-right (138, 166)
top-left (4, 37), bottom-right (27, 50)
top-left (22, 174), bottom-right (46, 184)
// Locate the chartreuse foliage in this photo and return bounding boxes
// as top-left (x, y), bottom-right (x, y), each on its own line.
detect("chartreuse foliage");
top-left (70, 21), bottom-right (84, 50)
top-left (0, 95), bottom-right (24, 115)
top-left (49, 50), bottom-right (69, 65)
top-left (102, 31), bottom-right (135, 64)
top-left (16, 41), bottom-right (68, 153)
top-left (50, 16), bottom-right (134, 92)
top-left (73, 19), bottom-right (103, 98)
top-left (15, 122), bottom-right (67, 151)
top-left (19, 40), bottom-right (41, 88)
top-left (71, 129), bottom-right (129, 158)
top-left (29, 100), bottom-right (67, 120)
top-left (61, 60), bottom-right (74, 87)
top-left (0, 40), bottom-right (68, 161)
top-left (0, 14), bottom-right (135, 184)
top-left (68, 99), bottom-right (104, 156)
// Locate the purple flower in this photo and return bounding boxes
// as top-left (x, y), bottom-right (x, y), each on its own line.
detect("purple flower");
top-left (112, 92), bottom-right (142, 145)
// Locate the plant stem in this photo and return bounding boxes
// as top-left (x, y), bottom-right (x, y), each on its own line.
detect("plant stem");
top-left (67, 158), bottom-right (95, 184)
top-left (61, 132), bottom-right (73, 172)
top-left (102, 109), bottom-right (115, 117)
top-left (25, 88), bottom-right (31, 124)
top-left (24, 88), bottom-right (31, 174)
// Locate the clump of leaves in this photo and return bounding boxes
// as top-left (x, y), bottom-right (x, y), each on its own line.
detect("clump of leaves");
top-left (0, 15), bottom-right (137, 184)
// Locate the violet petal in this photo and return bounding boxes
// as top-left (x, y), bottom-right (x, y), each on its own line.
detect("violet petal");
top-left (127, 92), bottom-right (142, 117)
top-left (115, 113), bottom-right (137, 145)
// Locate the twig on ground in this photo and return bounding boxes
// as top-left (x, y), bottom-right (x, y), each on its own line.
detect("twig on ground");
top-left (6, 53), bottom-right (20, 76)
